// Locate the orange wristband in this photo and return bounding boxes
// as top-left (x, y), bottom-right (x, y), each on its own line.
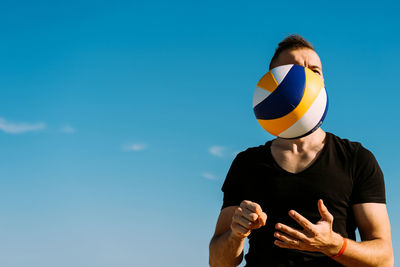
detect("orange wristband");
top-left (331, 237), bottom-right (347, 258)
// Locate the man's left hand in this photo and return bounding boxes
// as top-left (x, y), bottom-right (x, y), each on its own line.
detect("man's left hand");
top-left (274, 199), bottom-right (344, 256)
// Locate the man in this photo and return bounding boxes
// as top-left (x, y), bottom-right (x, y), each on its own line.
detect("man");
top-left (209, 34), bottom-right (394, 266)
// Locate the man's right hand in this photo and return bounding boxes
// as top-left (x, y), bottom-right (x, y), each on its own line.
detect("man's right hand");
top-left (231, 200), bottom-right (267, 239)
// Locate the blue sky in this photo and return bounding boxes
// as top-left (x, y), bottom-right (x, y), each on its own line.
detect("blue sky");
top-left (0, 0), bottom-right (399, 266)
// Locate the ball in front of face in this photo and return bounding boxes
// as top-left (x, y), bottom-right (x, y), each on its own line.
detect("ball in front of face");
top-left (253, 64), bottom-right (328, 139)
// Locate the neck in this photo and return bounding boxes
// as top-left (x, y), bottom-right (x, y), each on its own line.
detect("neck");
top-left (272, 128), bottom-right (326, 153)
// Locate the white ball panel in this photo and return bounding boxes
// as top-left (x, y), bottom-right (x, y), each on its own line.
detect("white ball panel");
top-left (253, 86), bottom-right (272, 108)
top-left (278, 88), bottom-right (327, 138)
top-left (271, 64), bottom-right (293, 84)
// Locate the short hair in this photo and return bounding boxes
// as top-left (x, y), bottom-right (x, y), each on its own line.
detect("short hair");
top-left (269, 34), bottom-right (315, 70)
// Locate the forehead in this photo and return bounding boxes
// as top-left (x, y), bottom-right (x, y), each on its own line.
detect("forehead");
top-left (273, 48), bottom-right (322, 69)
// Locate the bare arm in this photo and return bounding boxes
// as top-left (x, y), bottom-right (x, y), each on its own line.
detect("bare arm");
top-left (274, 200), bottom-right (394, 267)
top-left (209, 201), bottom-right (267, 267)
top-left (209, 206), bottom-right (245, 267)
top-left (332, 203), bottom-right (394, 267)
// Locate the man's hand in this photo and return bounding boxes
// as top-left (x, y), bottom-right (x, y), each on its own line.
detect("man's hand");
top-left (274, 199), bottom-right (343, 256)
top-left (231, 200), bottom-right (267, 239)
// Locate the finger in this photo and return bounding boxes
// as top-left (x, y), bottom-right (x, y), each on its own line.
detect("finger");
top-left (238, 207), bottom-right (259, 222)
top-left (236, 207), bottom-right (259, 222)
top-left (258, 212), bottom-right (267, 226)
top-left (275, 223), bottom-right (308, 241)
top-left (274, 231), bottom-right (301, 247)
top-left (252, 212), bottom-right (267, 229)
top-left (289, 210), bottom-right (314, 231)
top-left (232, 213), bottom-right (255, 230)
top-left (318, 199), bottom-right (333, 223)
top-left (231, 222), bottom-right (251, 237)
top-left (274, 239), bottom-right (291, 249)
top-left (240, 200), bottom-right (263, 214)
top-left (237, 207), bottom-right (259, 222)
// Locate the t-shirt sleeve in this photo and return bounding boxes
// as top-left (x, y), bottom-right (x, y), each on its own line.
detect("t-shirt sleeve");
top-left (221, 152), bottom-right (247, 210)
top-left (351, 145), bottom-right (386, 204)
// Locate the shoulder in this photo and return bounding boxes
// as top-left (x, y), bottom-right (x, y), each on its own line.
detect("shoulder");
top-left (327, 132), bottom-right (362, 155)
top-left (327, 132), bottom-right (377, 160)
top-left (234, 141), bottom-right (272, 162)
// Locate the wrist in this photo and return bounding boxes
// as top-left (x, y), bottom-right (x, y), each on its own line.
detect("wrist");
top-left (331, 237), bottom-right (347, 258)
top-left (324, 232), bottom-right (344, 257)
top-left (229, 228), bottom-right (248, 242)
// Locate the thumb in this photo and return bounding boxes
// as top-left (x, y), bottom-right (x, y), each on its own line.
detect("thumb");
top-left (318, 199), bottom-right (333, 223)
top-left (258, 212), bottom-right (267, 226)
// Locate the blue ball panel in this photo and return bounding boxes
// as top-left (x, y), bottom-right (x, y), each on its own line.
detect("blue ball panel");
top-left (254, 65), bottom-right (306, 120)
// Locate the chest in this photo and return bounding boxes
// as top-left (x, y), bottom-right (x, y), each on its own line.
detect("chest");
top-left (242, 152), bottom-right (354, 222)
top-left (271, 149), bottom-right (321, 174)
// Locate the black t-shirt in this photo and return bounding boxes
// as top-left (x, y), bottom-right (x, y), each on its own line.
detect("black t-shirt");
top-left (221, 132), bottom-right (386, 266)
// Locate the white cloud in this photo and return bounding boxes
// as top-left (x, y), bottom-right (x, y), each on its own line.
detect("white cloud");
top-left (209, 145), bottom-right (242, 159)
top-left (209, 145), bottom-right (227, 157)
top-left (202, 172), bottom-right (218, 180)
top-left (0, 117), bottom-right (46, 134)
top-left (60, 125), bottom-right (76, 134)
top-left (123, 143), bottom-right (147, 151)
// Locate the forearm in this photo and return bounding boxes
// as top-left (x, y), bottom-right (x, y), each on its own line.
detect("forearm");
top-left (209, 229), bottom-right (245, 267)
top-left (331, 236), bottom-right (393, 267)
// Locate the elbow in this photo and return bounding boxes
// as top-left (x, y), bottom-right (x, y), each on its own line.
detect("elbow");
top-left (209, 258), bottom-right (218, 267)
top-left (209, 238), bottom-right (217, 267)
top-left (383, 241), bottom-right (394, 267)
top-left (377, 243), bottom-right (394, 267)
top-left (209, 239), bottom-right (222, 267)
top-left (209, 238), bottom-right (239, 267)
top-left (378, 257), bottom-right (394, 267)
top-left (208, 251), bottom-right (216, 267)
top-left (385, 252), bottom-right (394, 267)
top-left (208, 257), bottom-right (214, 267)
top-left (209, 258), bottom-right (236, 267)
top-left (208, 250), bottom-right (222, 267)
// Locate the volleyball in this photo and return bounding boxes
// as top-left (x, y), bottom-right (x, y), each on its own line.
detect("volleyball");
top-left (253, 64), bottom-right (328, 139)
